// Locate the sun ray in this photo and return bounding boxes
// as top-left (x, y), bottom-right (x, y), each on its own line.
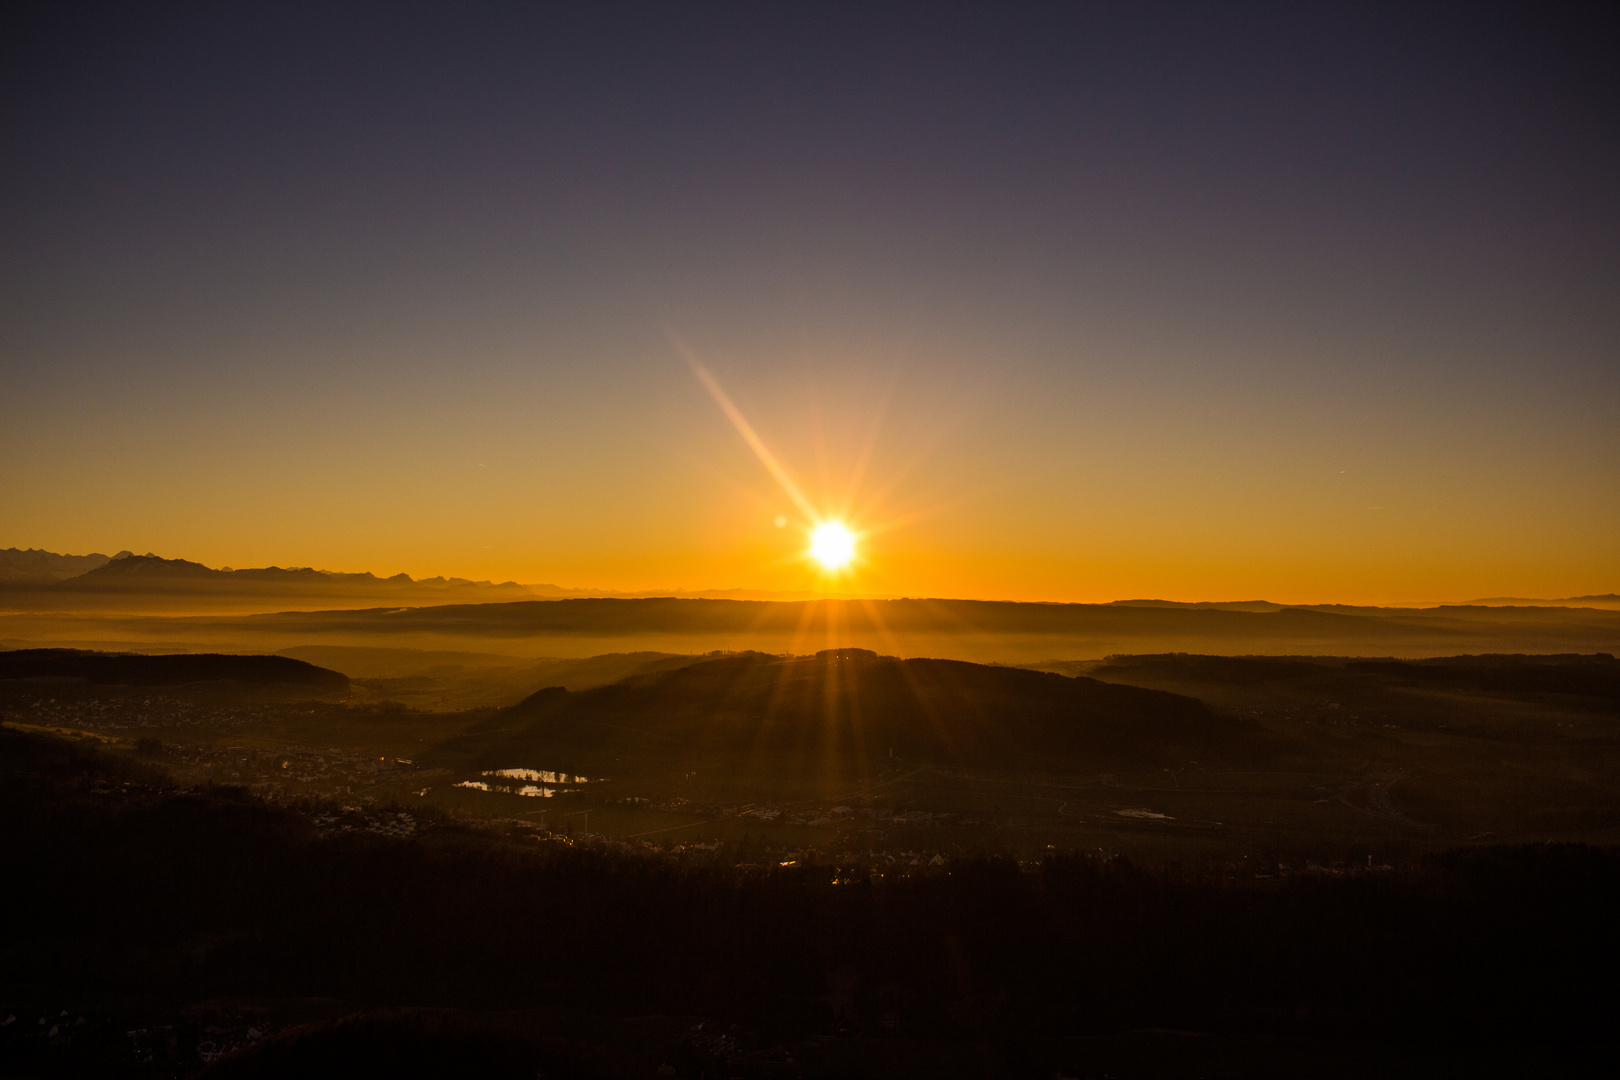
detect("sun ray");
top-left (675, 343), bottom-right (819, 523)
top-left (840, 363), bottom-right (903, 521)
top-left (676, 337), bottom-right (953, 601)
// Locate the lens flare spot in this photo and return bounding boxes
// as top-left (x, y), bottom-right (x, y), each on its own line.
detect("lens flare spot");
top-left (810, 522), bottom-right (856, 571)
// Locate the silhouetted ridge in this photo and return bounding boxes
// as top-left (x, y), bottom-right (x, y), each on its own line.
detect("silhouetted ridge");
top-left (1345, 656), bottom-right (1620, 699)
top-left (1090, 653), bottom-right (1620, 701)
top-left (27, 551), bottom-right (540, 605)
top-left (58, 554), bottom-right (341, 586)
top-left (0, 649), bottom-right (348, 688)
top-left (0, 546), bottom-right (111, 584)
top-left (487, 651), bottom-right (1245, 775)
top-left (64, 553), bottom-right (219, 580)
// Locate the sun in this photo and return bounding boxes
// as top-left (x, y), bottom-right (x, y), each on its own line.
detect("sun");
top-left (809, 521), bottom-right (857, 571)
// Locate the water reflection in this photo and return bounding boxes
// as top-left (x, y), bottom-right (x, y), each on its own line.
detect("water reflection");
top-left (454, 768), bottom-right (601, 798)
top-left (485, 768), bottom-right (598, 784)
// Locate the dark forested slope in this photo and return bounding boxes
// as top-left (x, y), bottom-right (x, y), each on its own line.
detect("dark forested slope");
top-left (461, 649), bottom-right (1249, 781)
top-left (0, 649), bottom-right (349, 689)
top-left (2, 725), bottom-right (1616, 1077)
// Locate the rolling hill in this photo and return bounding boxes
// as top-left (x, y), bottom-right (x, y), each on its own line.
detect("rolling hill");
top-left (445, 649), bottom-right (1249, 789)
top-left (0, 648), bottom-right (349, 689)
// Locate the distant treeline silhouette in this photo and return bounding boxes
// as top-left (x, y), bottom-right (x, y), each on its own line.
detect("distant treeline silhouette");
top-left (3, 724), bottom-right (1615, 1069)
top-left (1091, 652), bottom-right (1620, 703)
top-left (0, 648), bottom-right (349, 688)
top-left (1344, 657), bottom-right (1620, 700)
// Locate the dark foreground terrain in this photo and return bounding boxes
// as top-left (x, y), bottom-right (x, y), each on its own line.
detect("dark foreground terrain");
top-left (5, 647), bottom-right (1620, 1075)
top-left (15, 646), bottom-right (1620, 867)
top-left (4, 719), bottom-right (1618, 1078)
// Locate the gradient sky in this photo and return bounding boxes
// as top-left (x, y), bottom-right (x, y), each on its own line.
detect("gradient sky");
top-left (3, 2), bottom-right (1616, 603)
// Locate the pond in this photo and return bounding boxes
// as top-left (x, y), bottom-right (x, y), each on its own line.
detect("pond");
top-left (452, 767), bottom-right (603, 798)
top-left (483, 767), bottom-right (600, 784)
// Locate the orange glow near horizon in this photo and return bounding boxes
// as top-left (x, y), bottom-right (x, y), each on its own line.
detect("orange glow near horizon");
top-left (6, 340), bottom-right (1615, 608)
top-left (8, 340), bottom-right (1614, 609)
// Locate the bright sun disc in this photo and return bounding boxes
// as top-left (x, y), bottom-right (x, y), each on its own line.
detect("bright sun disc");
top-left (809, 522), bottom-right (856, 571)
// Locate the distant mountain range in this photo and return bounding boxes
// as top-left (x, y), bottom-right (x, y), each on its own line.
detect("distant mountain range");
top-left (0, 549), bottom-right (880, 607)
top-left (1466, 594), bottom-right (1620, 608)
top-left (1, 547), bottom-right (1614, 612)
top-left (0, 547), bottom-right (113, 584)
top-left (0, 550), bottom-right (539, 601)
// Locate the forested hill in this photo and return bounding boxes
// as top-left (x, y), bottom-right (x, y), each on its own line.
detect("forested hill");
top-left (474, 649), bottom-right (1248, 776)
top-left (0, 649), bottom-right (349, 689)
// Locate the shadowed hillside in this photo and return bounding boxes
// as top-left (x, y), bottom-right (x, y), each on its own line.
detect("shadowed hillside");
top-left (0, 649), bottom-right (348, 689)
top-left (271, 646), bottom-right (703, 709)
top-left (2, 725), bottom-right (1614, 1077)
top-left (1068, 652), bottom-right (1620, 718)
top-left (451, 650), bottom-right (1247, 791)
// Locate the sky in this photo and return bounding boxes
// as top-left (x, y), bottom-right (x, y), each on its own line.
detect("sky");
top-left (2, 2), bottom-right (1616, 604)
